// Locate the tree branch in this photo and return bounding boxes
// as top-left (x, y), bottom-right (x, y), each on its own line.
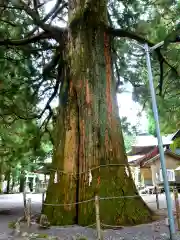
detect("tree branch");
top-left (109, 27), bottom-right (180, 94)
top-left (0, 19), bottom-right (17, 26)
top-left (40, 105), bottom-right (54, 145)
top-left (49, 2), bottom-right (68, 24)
top-left (26, 0), bottom-right (67, 37)
top-left (0, 31), bottom-right (50, 46)
top-left (39, 76), bottom-right (60, 118)
top-left (17, 0), bottom-right (66, 40)
top-left (43, 52), bottom-right (60, 77)
top-left (108, 28), bottom-right (154, 45)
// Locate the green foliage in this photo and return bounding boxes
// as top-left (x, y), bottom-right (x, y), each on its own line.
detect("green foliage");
top-left (147, 112), bottom-right (156, 137)
top-left (114, 1), bottom-right (180, 135)
top-left (110, 0), bottom-right (180, 135)
top-left (170, 138), bottom-right (180, 153)
top-left (76, 237), bottom-right (88, 240)
top-left (35, 233), bottom-right (49, 238)
top-left (0, 3), bottom-right (55, 184)
top-left (0, 118), bottom-right (52, 186)
top-left (8, 221), bottom-right (16, 229)
top-left (123, 134), bottom-right (136, 152)
top-left (147, 96), bottom-right (180, 135)
top-left (121, 117), bottom-right (136, 152)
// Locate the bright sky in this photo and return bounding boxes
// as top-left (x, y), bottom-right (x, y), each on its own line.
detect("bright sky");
top-left (43, 1), bottom-right (148, 133)
top-left (117, 83), bottom-right (148, 133)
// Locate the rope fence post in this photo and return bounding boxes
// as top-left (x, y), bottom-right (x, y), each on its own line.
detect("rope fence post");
top-left (27, 198), bottom-right (31, 228)
top-left (155, 187), bottom-right (159, 210)
top-left (174, 187), bottom-right (180, 230)
top-left (41, 191), bottom-right (45, 211)
top-left (23, 191), bottom-right (26, 208)
top-left (95, 195), bottom-right (102, 240)
top-left (42, 192), bottom-right (45, 204)
top-left (23, 191), bottom-right (27, 219)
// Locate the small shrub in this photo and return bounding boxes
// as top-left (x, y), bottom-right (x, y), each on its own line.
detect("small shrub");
top-left (36, 233), bottom-right (49, 238)
top-left (8, 221), bottom-right (16, 229)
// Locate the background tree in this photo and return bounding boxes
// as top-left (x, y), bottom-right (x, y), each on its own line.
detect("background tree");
top-left (0, 118), bottom-right (52, 192)
top-left (121, 116), bottom-right (136, 152)
top-left (124, 1), bottom-right (180, 136)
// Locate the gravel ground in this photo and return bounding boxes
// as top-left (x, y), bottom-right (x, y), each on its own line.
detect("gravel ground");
top-left (0, 222), bottom-right (175, 240)
top-left (0, 194), bottom-right (179, 239)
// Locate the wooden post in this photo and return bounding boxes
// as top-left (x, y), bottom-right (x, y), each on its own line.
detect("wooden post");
top-left (155, 187), bottom-right (159, 210)
top-left (23, 191), bottom-right (26, 208)
top-left (23, 191), bottom-right (27, 220)
top-left (42, 192), bottom-right (45, 204)
top-left (95, 195), bottom-right (102, 240)
top-left (27, 198), bottom-right (31, 228)
top-left (174, 188), bottom-right (180, 230)
top-left (41, 192), bottom-right (45, 211)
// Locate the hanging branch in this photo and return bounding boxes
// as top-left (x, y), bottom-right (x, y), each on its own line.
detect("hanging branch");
top-left (0, 0), bottom-right (67, 43)
top-left (158, 55), bottom-right (164, 95)
top-left (109, 27), bottom-right (180, 94)
top-left (17, 0), bottom-right (63, 33)
top-left (0, 31), bottom-right (51, 46)
top-left (26, 0), bottom-right (68, 37)
top-left (39, 74), bottom-right (61, 118)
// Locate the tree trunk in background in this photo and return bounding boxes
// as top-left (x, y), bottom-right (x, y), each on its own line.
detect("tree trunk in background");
top-left (19, 173), bottom-right (25, 193)
top-left (11, 177), bottom-right (15, 192)
top-left (5, 170), bottom-right (10, 194)
top-left (43, 0), bottom-right (152, 226)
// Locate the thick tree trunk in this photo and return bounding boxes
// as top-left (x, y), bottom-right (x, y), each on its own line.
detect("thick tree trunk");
top-left (43, 0), bottom-right (152, 226)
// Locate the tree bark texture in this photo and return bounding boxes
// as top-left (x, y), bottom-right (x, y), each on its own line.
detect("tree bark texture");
top-left (43, 0), bottom-right (152, 226)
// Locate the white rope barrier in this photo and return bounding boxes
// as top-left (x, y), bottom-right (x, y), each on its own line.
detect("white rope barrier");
top-left (41, 194), bottom-right (159, 207)
top-left (43, 198), bottom-right (95, 206)
top-left (47, 163), bottom-right (128, 175)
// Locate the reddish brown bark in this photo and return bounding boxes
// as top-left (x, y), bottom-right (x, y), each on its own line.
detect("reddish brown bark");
top-left (43, 0), bottom-right (152, 226)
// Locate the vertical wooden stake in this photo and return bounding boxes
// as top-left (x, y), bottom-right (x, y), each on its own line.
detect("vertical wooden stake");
top-left (23, 191), bottom-right (26, 208)
top-left (95, 195), bottom-right (102, 240)
top-left (23, 191), bottom-right (27, 220)
top-left (174, 188), bottom-right (180, 230)
top-left (42, 192), bottom-right (45, 204)
top-left (155, 187), bottom-right (159, 210)
top-left (41, 192), bottom-right (45, 211)
top-left (27, 198), bottom-right (31, 228)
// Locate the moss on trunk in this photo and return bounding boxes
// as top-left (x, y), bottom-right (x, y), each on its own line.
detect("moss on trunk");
top-left (43, 0), bottom-right (152, 226)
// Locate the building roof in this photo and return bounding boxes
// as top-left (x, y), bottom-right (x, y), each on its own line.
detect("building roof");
top-left (128, 147), bottom-right (159, 166)
top-left (170, 130), bottom-right (180, 140)
top-left (132, 130), bottom-right (180, 148)
top-left (128, 145), bottom-right (180, 168)
top-left (128, 155), bottom-right (145, 163)
top-left (128, 130), bottom-right (180, 167)
top-left (140, 150), bottom-right (180, 168)
top-left (132, 135), bottom-right (173, 147)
